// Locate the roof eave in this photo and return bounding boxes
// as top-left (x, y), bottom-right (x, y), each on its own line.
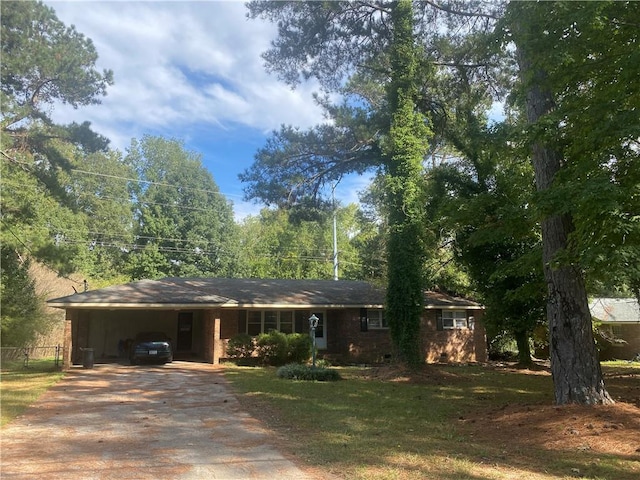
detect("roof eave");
top-left (49, 302), bottom-right (483, 310)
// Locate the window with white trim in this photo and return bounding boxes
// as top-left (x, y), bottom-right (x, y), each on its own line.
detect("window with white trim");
top-left (368, 309), bottom-right (388, 329)
top-left (442, 310), bottom-right (468, 329)
top-left (242, 310), bottom-right (313, 335)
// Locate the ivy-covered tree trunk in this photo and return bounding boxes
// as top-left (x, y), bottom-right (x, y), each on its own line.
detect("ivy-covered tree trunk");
top-left (510, 3), bottom-right (612, 405)
top-left (383, 0), bottom-right (431, 366)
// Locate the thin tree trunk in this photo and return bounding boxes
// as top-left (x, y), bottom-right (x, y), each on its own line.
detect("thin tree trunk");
top-left (514, 329), bottom-right (532, 367)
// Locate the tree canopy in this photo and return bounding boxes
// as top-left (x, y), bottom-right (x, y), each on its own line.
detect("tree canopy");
top-left (125, 136), bottom-right (242, 280)
top-left (244, 0), bottom-right (638, 402)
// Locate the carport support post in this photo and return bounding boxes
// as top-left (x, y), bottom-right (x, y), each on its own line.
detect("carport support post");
top-left (204, 309), bottom-right (222, 364)
top-left (213, 312), bottom-right (222, 364)
top-left (62, 312), bottom-right (73, 370)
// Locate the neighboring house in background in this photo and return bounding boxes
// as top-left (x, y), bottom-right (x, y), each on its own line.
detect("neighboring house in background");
top-left (47, 277), bottom-right (486, 369)
top-left (590, 297), bottom-right (640, 360)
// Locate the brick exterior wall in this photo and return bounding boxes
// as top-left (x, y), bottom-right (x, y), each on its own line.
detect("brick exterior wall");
top-left (326, 308), bottom-right (394, 363)
top-left (326, 308), bottom-right (486, 364)
top-left (63, 306), bottom-right (487, 368)
top-left (422, 309), bottom-right (486, 363)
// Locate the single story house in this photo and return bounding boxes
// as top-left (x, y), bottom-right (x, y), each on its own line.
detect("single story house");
top-left (590, 297), bottom-right (640, 360)
top-left (47, 277), bottom-right (487, 369)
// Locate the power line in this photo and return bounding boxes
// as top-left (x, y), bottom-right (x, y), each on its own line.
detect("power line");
top-left (1, 221), bottom-right (84, 286)
top-left (73, 193), bottom-right (224, 214)
top-left (70, 168), bottom-right (243, 199)
top-left (56, 237), bottom-right (339, 263)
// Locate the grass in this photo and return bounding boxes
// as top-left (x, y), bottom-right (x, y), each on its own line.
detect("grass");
top-left (224, 363), bottom-right (639, 480)
top-left (0, 358), bottom-right (65, 427)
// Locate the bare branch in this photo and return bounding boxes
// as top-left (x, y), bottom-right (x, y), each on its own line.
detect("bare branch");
top-left (423, 0), bottom-right (500, 20)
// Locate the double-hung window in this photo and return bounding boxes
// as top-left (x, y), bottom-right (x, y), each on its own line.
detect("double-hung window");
top-left (368, 309), bottom-right (388, 329)
top-left (241, 310), bottom-right (310, 335)
top-left (441, 310), bottom-right (468, 329)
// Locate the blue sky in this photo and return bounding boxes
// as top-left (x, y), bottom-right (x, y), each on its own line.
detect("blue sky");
top-left (46, 1), bottom-right (371, 219)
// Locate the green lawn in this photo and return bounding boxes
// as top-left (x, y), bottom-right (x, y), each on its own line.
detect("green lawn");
top-left (224, 363), bottom-right (640, 480)
top-left (0, 358), bottom-right (65, 427)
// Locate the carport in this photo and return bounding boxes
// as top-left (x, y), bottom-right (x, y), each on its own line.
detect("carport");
top-left (48, 278), bottom-right (234, 368)
top-left (69, 308), bottom-right (210, 363)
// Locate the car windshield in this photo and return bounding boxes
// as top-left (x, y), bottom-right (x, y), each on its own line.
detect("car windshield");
top-left (135, 332), bottom-right (169, 342)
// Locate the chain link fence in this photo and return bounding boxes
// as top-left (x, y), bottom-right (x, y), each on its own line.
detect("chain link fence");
top-left (1, 346), bottom-right (63, 367)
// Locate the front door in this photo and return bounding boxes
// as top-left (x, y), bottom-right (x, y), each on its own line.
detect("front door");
top-left (176, 312), bottom-right (193, 352)
top-left (311, 312), bottom-right (326, 349)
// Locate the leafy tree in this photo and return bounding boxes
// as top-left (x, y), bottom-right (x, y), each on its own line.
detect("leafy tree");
top-left (247, 0), bottom-right (438, 365)
top-left (0, 247), bottom-right (53, 347)
top-left (381, 0), bottom-right (432, 365)
top-left (1, 0), bottom-right (114, 269)
top-left (247, 0), bottom-right (639, 403)
top-left (240, 122), bottom-right (379, 209)
top-left (420, 52), bottom-right (545, 365)
top-left (501, 1), bottom-right (637, 403)
top-left (59, 149), bottom-right (136, 280)
top-left (238, 204), bottom-right (362, 280)
top-left (1, 1), bottom-right (112, 118)
top-left (125, 136), bottom-right (242, 279)
top-left (525, 1), bottom-right (640, 302)
top-left (430, 125), bottom-right (545, 365)
top-left (0, 0), bottom-right (118, 346)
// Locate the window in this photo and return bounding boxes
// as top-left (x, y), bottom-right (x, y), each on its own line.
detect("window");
top-left (264, 311), bottom-right (277, 332)
top-left (280, 311), bottom-right (293, 334)
top-left (247, 311), bottom-right (262, 336)
top-left (368, 310), bottom-right (388, 329)
top-left (442, 310), bottom-right (467, 329)
top-left (242, 310), bottom-right (315, 335)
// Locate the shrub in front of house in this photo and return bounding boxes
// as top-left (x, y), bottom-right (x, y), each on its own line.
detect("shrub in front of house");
top-left (255, 330), bottom-right (289, 366)
top-left (226, 333), bottom-right (255, 363)
top-left (228, 332), bottom-right (314, 366)
top-left (276, 363), bottom-right (341, 381)
top-left (286, 333), bottom-right (312, 364)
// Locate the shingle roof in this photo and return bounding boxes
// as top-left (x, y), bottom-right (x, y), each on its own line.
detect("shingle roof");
top-left (589, 298), bottom-right (640, 324)
top-left (47, 277), bottom-right (482, 310)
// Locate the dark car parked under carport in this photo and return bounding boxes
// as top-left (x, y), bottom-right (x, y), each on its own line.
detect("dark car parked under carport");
top-left (129, 332), bottom-right (173, 365)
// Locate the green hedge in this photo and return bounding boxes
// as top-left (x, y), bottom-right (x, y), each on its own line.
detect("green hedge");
top-left (228, 331), bottom-right (312, 366)
top-left (286, 333), bottom-right (312, 364)
top-left (226, 333), bottom-right (254, 359)
top-left (256, 331), bottom-right (289, 365)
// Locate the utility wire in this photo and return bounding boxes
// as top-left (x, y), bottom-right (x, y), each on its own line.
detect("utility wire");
top-left (70, 168), bottom-right (243, 199)
top-left (73, 193), bottom-right (224, 214)
top-left (1, 221), bottom-right (84, 285)
top-left (56, 237), bottom-right (339, 263)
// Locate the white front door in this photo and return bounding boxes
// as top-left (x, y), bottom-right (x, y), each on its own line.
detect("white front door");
top-left (311, 312), bottom-right (326, 349)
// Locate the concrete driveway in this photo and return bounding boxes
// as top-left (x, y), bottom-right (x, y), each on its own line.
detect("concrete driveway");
top-left (1, 362), bottom-right (326, 479)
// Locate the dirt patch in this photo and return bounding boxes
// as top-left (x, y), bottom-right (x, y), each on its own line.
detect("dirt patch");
top-left (349, 362), bottom-right (464, 383)
top-left (458, 402), bottom-right (640, 458)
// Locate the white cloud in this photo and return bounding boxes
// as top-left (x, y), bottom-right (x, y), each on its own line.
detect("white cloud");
top-left (43, 1), bottom-right (371, 220)
top-left (46, 1), bottom-right (326, 151)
